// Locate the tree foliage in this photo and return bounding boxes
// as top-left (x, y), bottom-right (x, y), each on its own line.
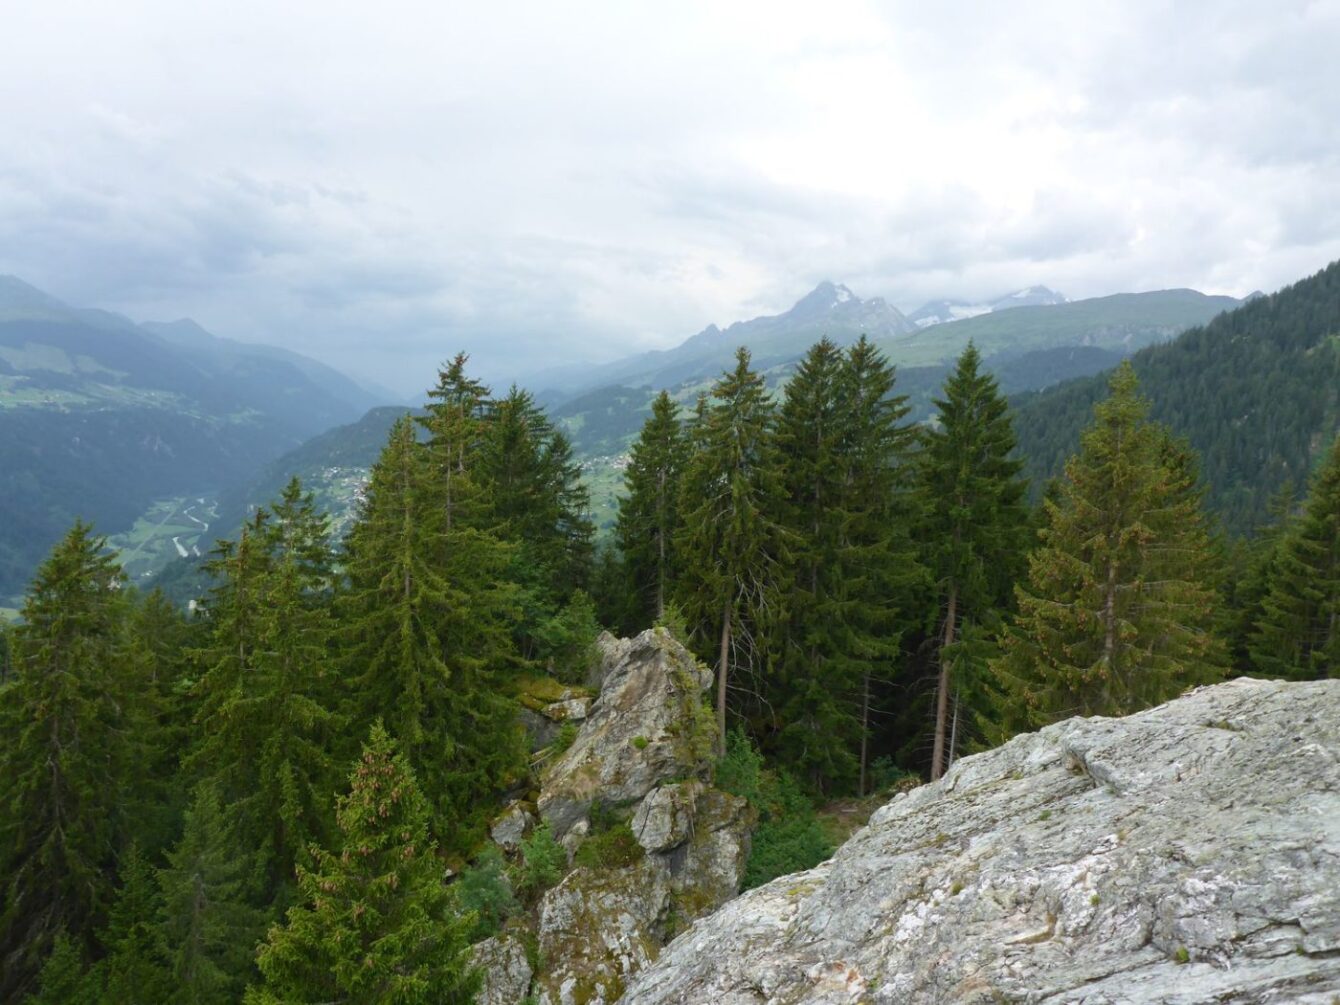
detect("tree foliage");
top-left (991, 363), bottom-right (1225, 726)
top-left (246, 722), bottom-right (478, 1005)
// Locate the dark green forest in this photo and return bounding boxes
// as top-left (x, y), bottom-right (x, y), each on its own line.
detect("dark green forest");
top-left (2, 272), bottom-right (1338, 1001)
top-left (1013, 260), bottom-right (1340, 535)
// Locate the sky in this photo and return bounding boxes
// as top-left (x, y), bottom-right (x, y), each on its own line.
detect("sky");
top-left (1, 1), bottom-right (1338, 395)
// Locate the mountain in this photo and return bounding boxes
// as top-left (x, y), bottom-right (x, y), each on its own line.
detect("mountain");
top-left (1012, 260), bottom-right (1340, 534)
top-left (876, 288), bottom-right (1242, 369)
top-left (533, 281), bottom-right (913, 399)
top-left (545, 287), bottom-right (1240, 460)
top-left (907, 284), bottom-right (1069, 328)
top-left (0, 277), bottom-right (391, 601)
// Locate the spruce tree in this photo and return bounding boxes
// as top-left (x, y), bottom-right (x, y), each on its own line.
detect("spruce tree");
top-left (0, 523), bottom-right (135, 999)
top-left (772, 338), bottom-right (859, 790)
top-left (991, 363), bottom-right (1225, 726)
top-left (677, 347), bottom-right (788, 747)
top-left (418, 352), bottom-right (492, 533)
top-left (918, 343), bottom-right (1030, 778)
top-left (100, 844), bottom-right (170, 1004)
top-left (838, 337), bottom-right (926, 793)
top-left (478, 386), bottom-right (595, 662)
top-left (246, 723), bottom-right (478, 1005)
top-left (22, 933), bottom-right (99, 1005)
top-left (340, 417), bottom-right (521, 851)
top-left (1250, 434), bottom-right (1340, 679)
top-left (156, 784), bottom-right (267, 1005)
top-left (616, 390), bottom-right (687, 627)
top-left (190, 515), bottom-right (341, 896)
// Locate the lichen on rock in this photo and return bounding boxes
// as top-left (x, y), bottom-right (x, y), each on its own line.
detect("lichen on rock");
top-left (623, 678), bottom-right (1340, 1004)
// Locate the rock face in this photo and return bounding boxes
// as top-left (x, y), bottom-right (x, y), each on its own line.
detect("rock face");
top-left (624, 678), bottom-right (1340, 1004)
top-left (539, 631), bottom-right (715, 841)
top-left (478, 629), bottom-right (751, 1004)
top-left (472, 931), bottom-right (534, 1005)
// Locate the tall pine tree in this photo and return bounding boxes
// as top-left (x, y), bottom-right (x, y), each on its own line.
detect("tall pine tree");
top-left (677, 347), bottom-right (788, 748)
top-left (189, 499), bottom-right (342, 898)
top-left (155, 784), bottom-right (268, 1005)
top-left (616, 390), bottom-right (688, 628)
top-left (991, 363), bottom-right (1225, 726)
top-left (918, 343), bottom-right (1030, 778)
top-left (340, 416), bottom-right (522, 852)
top-left (246, 723), bottom-right (478, 1005)
top-left (0, 523), bottom-right (138, 999)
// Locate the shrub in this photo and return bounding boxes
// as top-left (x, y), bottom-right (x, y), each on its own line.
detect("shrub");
top-left (717, 730), bottom-right (833, 890)
top-left (514, 823), bottom-right (566, 902)
top-left (572, 823), bottom-right (644, 870)
top-left (715, 728), bottom-right (765, 805)
top-left (454, 846), bottom-right (518, 941)
top-left (743, 771), bottom-right (833, 890)
top-left (552, 721), bottom-right (578, 755)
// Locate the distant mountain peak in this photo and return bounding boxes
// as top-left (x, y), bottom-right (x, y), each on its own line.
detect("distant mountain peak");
top-left (908, 284), bottom-right (1069, 329)
top-left (789, 280), bottom-right (858, 318)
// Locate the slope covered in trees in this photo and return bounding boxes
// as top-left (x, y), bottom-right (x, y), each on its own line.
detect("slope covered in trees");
top-left (1013, 261), bottom-right (1340, 534)
top-left (2, 259), bottom-right (1336, 1001)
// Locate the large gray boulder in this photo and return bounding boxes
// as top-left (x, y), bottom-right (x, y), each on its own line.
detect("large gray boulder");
top-left (538, 629), bottom-right (714, 840)
top-left (623, 678), bottom-right (1340, 1004)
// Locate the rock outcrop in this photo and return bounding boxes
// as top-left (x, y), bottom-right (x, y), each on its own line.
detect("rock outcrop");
top-left (538, 631), bottom-right (716, 841)
top-left (623, 678), bottom-right (1340, 1004)
top-left (478, 629), bottom-right (751, 1005)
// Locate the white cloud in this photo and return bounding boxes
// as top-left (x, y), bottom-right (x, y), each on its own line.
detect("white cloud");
top-left (0, 0), bottom-right (1337, 392)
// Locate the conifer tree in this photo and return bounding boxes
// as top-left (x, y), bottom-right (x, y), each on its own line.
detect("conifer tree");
top-left (677, 347), bottom-right (788, 747)
top-left (22, 933), bottom-right (99, 1005)
top-left (838, 337), bottom-right (927, 793)
top-left (100, 844), bottom-right (170, 1004)
top-left (418, 352), bottom-right (492, 532)
top-left (122, 588), bottom-right (194, 858)
top-left (616, 390), bottom-right (687, 627)
top-left (478, 386), bottom-right (595, 661)
top-left (991, 363), bottom-right (1225, 726)
top-left (773, 338), bottom-right (859, 790)
top-left (918, 343), bottom-right (1030, 778)
top-left (264, 478), bottom-right (335, 593)
top-left (1250, 434), bottom-right (1340, 679)
top-left (246, 723), bottom-right (478, 1005)
top-left (156, 784), bottom-right (267, 1005)
top-left (340, 417), bottom-right (521, 851)
top-left (190, 514), bottom-right (341, 896)
top-left (0, 523), bottom-right (135, 999)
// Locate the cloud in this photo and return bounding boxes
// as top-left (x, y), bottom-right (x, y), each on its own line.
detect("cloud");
top-left (0, 0), bottom-right (1337, 393)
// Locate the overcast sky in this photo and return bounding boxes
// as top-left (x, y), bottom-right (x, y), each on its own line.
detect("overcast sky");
top-left (2, 1), bottom-right (1338, 394)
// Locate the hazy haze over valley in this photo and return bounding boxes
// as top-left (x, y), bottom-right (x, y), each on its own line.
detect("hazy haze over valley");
top-left (2, 2), bottom-right (1338, 393)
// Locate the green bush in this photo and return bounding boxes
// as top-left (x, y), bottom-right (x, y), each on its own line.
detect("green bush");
top-left (552, 721), bottom-right (578, 755)
top-left (514, 823), bottom-right (566, 902)
top-left (454, 846), bottom-right (518, 941)
top-left (717, 729), bottom-right (833, 890)
top-left (572, 823), bottom-right (644, 870)
top-left (539, 589), bottom-right (602, 684)
top-left (714, 727), bottom-right (765, 805)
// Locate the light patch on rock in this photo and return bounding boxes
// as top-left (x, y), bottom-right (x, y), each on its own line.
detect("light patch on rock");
top-left (624, 678), bottom-right (1340, 1004)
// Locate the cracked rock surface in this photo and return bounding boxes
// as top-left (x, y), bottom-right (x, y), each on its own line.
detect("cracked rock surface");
top-left (623, 678), bottom-right (1340, 1004)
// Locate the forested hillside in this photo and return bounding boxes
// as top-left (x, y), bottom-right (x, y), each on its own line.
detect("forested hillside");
top-left (1012, 261), bottom-right (1340, 534)
top-left (2, 320), bottom-right (1337, 1001)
